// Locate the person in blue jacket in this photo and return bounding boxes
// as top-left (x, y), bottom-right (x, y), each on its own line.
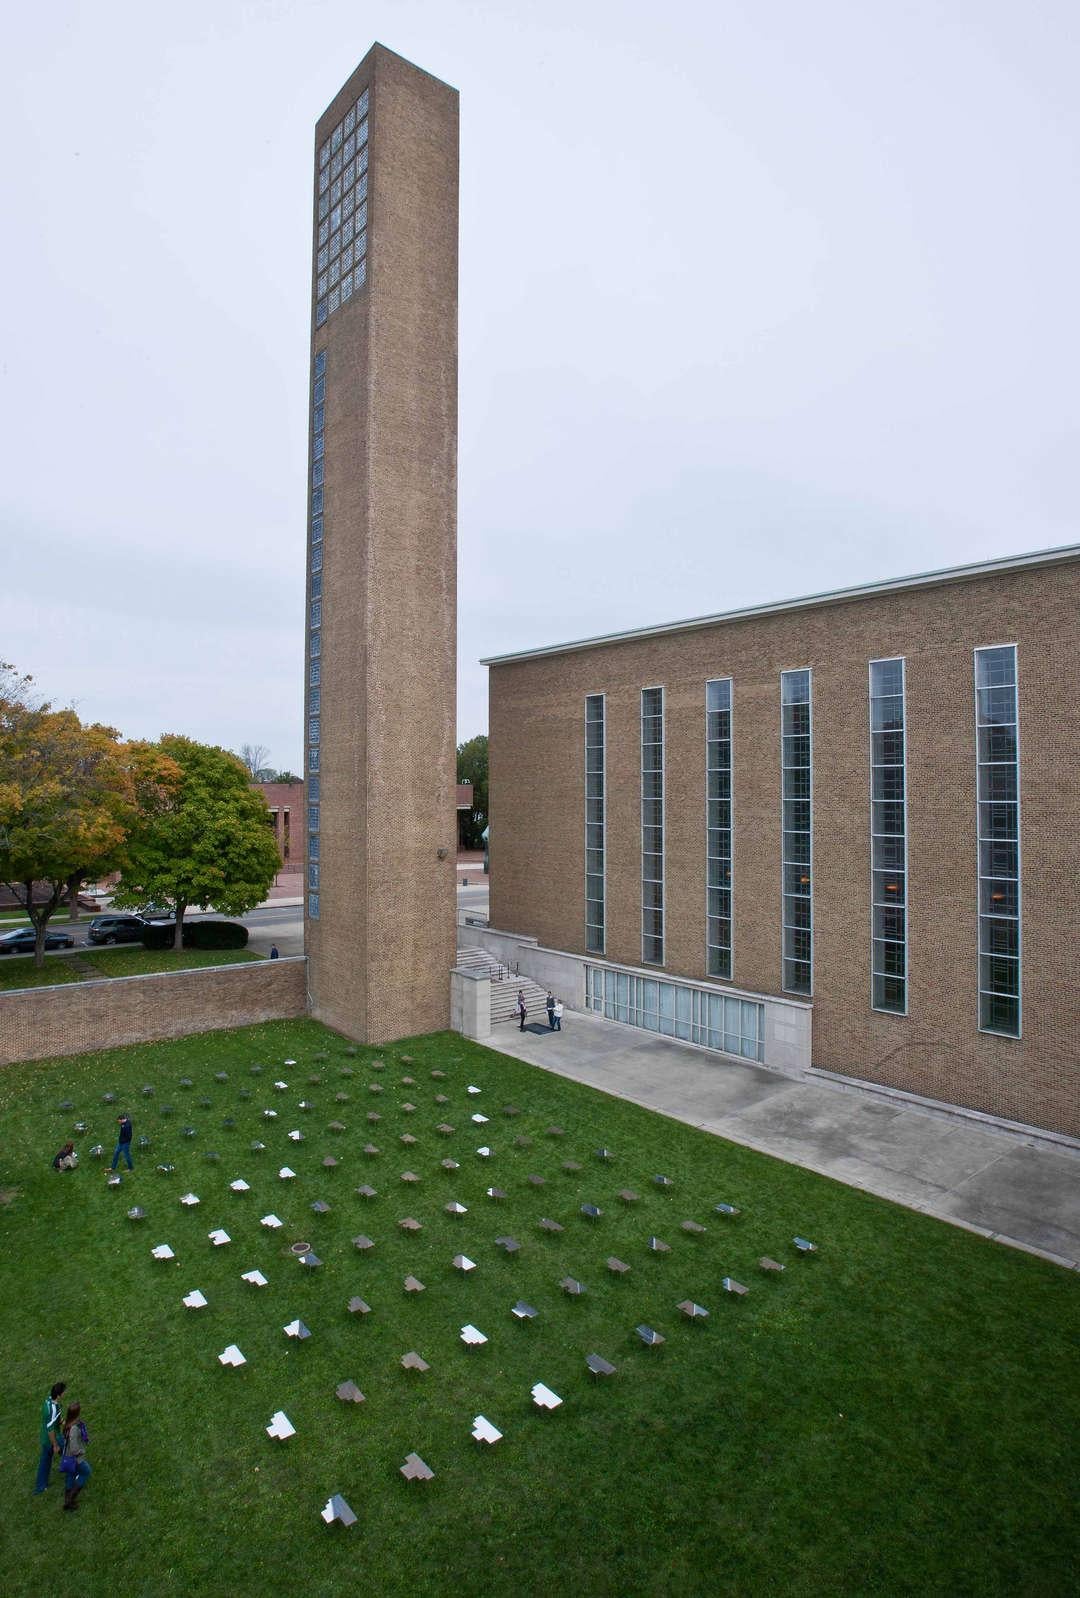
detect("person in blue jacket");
top-left (110, 1114), bottom-right (134, 1171)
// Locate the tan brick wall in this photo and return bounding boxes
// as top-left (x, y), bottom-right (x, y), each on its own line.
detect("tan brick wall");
top-left (306, 47), bottom-right (458, 1046)
top-left (490, 560), bottom-right (1080, 1136)
top-left (0, 959), bottom-right (307, 1067)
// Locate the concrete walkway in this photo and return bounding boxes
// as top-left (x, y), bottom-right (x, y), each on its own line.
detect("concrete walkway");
top-left (491, 1010), bottom-right (1080, 1270)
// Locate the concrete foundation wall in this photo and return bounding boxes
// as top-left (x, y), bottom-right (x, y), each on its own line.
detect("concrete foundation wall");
top-left (450, 966), bottom-right (491, 1041)
top-left (0, 958), bottom-right (308, 1066)
top-left (458, 925), bottom-right (588, 1009)
top-left (457, 922), bottom-right (811, 1073)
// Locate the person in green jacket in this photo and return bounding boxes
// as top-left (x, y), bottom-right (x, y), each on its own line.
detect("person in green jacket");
top-left (34, 1381), bottom-right (66, 1493)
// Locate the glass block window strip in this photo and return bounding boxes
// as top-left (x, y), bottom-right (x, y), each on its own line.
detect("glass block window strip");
top-left (975, 645), bottom-right (1020, 1036)
top-left (641, 687), bottom-right (664, 965)
top-left (314, 92), bottom-right (369, 318)
top-left (585, 966), bottom-right (763, 1061)
top-left (307, 352), bottom-right (326, 922)
top-left (706, 678), bottom-right (733, 980)
top-left (870, 659), bottom-right (907, 1013)
top-left (781, 670), bottom-right (812, 995)
top-left (585, 695), bottom-right (605, 954)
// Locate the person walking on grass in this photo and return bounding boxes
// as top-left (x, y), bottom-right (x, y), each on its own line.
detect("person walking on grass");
top-left (60, 1403), bottom-right (90, 1511)
top-left (553, 998), bottom-right (564, 1031)
top-left (34, 1381), bottom-right (66, 1493)
top-left (110, 1114), bottom-right (133, 1172)
top-left (517, 991), bottom-right (527, 1031)
top-left (546, 992), bottom-right (556, 1029)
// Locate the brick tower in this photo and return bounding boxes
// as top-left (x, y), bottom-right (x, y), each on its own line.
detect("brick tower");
top-left (304, 45), bottom-right (458, 1042)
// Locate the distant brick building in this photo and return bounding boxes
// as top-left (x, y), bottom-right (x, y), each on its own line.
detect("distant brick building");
top-left (485, 545), bottom-right (1080, 1138)
top-left (256, 781), bottom-right (305, 869)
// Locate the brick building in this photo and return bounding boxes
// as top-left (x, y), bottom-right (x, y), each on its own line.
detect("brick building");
top-left (485, 546), bottom-right (1080, 1137)
top-left (256, 780), bottom-right (304, 868)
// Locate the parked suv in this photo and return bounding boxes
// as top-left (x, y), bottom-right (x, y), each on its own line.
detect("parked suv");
top-left (88, 914), bottom-right (147, 946)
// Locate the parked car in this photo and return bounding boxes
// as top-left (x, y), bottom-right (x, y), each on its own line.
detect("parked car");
top-left (0, 927), bottom-right (75, 954)
top-left (87, 914), bottom-right (147, 946)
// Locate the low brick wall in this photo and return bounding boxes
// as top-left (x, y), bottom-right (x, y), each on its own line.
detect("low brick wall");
top-left (0, 957), bottom-right (308, 1065)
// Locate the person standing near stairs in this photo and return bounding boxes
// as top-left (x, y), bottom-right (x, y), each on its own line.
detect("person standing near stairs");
top-left (546, 992), bottom-right (556, 1029)
top-left (517, 991), bottom-right (527, 1031)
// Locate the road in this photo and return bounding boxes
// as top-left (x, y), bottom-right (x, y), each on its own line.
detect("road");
top-left (240, 883), bottom-right (490, 957)
top-left (14, 881), bottom-right (490, 961)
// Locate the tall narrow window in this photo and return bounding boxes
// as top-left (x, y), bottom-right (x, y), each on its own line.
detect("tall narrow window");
top-left (306, 351), bottom-right (325, 920)
top-left (781, 669), bottom-right (812, 994)
top-left (585, 695), bottom-right (605, 954)
top-left (706, 678), bottom-right (732, 979)
top-left (869, 659), bottom-right (907, 1013)
top-left (641, 687), bottom-right (664, 965)
top-left (975, 646), bottom-right (1020, 1036)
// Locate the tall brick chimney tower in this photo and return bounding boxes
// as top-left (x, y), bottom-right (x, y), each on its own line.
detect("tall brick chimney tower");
top-left (304, 45), bottom-right (458, 1042)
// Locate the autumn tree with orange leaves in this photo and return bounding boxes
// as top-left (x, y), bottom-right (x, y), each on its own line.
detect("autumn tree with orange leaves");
top-left (0, 664), bottom-right (179, 966)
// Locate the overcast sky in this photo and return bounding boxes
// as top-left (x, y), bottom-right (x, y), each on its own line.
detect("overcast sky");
top-left (2, 0), bottom-right (1077, 770)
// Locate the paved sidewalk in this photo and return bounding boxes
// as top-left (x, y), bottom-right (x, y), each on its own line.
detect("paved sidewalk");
top-left (491, 1010), bottom-right (1080, 1270)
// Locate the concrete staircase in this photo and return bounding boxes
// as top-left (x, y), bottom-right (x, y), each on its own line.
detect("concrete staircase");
top-left (455, 947), bottom-right (550, 1026)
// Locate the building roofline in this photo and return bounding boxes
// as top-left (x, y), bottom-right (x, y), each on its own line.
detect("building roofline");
top-left (481, 543), bottom-right (1080, 666)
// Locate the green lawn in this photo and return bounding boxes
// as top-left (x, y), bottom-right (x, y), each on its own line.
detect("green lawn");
top-left (0, 947), bottom-right (261, 990)
top-left (1, 1021), bottom-right (1075, 1597)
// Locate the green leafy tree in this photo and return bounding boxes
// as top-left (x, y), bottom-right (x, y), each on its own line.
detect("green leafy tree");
top-left (0, 669), bottom-right (148, 966)
top-left (113, 736), bottom-right (283, 950)
top-left (456, 734), bottom-right (488, 850)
